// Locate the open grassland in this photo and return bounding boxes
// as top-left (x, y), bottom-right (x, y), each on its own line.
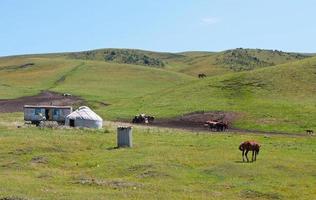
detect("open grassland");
top-left (0, 113), bottom-right (315, 200)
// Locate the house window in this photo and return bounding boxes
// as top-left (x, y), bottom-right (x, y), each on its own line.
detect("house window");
top-left (53, 109), bottom-right (60, 116)
top-left (35, 108), bottom-right (42, 115)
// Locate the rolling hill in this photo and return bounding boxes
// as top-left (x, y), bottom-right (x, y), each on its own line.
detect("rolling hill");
top-left (0, 47), bottom-right (316, 199)
top-left (0, 48), bottom-right (315, 133)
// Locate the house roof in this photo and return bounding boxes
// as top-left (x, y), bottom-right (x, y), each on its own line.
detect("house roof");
top-left (24, 105), bottom-right (72, 109)
top-left (66, 106), bottom-right (102, 121)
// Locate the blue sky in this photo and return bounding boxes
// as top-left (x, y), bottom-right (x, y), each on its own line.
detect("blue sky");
top-left (1, 0), bottom-right (316, 56)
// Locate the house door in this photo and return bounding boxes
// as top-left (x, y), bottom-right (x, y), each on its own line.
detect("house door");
top-left (69, 119), bottom-right (75, 127)
top-left (45, 109), bottom-right (49, 120)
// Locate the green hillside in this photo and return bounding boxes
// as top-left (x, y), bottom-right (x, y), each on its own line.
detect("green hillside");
top-left (168, 48), bottom-right (310, 76)
top-left (2, 48), bottom-right (309, 77)
top-left (0, 57), bottom-right (82, 98)
top-left (0, 48), bottom-right (315, 133)
top-left (114, 56), bottom-right (316, 133)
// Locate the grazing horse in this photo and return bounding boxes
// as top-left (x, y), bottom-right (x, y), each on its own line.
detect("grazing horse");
top-left (147, 116), bottom-right (155, 123)
top-left (306, 129), bottom-right (314, 135)
top-left (204, 121), bottom-right (228, 132)
top-left (132, 114), bottom-right (155, 124)
top-left (198, 73), bottom-right (206, 78)
top-left (239, 141), bottom-right (260, 162)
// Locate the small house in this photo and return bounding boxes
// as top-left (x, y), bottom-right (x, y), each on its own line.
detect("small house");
top-left (65, 106), bottom-right (103, 129)
top-left (24, 105), bottom-right (72, 124)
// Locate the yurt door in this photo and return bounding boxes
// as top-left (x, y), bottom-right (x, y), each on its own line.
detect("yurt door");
top-left (69, 119), bottom-right (75, 127)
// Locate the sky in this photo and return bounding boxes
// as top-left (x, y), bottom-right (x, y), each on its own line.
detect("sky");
top-left (1, 0), bottom-right (316, 56)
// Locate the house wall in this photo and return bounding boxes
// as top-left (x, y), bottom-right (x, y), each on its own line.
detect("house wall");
top-left (24, 107), bottom-right (72, 123)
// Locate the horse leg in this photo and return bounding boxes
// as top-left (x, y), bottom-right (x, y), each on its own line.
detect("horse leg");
top-left (245, 150), bottom-right (249, 162)
top-left (242, 150), bottom-right (245, 162)
top-left (254, 152), bottom-right (257, 161)
top-left (251, 151), bottom-right (254, 162)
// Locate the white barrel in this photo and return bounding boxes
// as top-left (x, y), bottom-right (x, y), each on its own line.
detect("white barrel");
top-left (117, 126), bottom-right (133, 148)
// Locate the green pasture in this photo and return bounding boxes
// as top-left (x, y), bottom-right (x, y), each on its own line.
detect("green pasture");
top-left (0, 113), bottom-right (315, 199)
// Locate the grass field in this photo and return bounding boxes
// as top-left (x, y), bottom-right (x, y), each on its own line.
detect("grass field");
top-left (0, 113), bottom-right (315, 199)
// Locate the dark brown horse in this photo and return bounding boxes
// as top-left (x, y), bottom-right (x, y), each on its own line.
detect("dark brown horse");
top-left (239, 141), bottom-right (260, 162)
top-left (306, 129), bottom-right (314, 135)
top-left (204, 120), bottom-right (228, 132)
top-left (132, 114), bottom-right (155, 124)
top-left (198, 73), bottom-right (206, 78)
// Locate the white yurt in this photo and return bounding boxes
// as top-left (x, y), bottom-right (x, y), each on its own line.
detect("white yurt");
top-left (65, 106), bottom-right (103, 129)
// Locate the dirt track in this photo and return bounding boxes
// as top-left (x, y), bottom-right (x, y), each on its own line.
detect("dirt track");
top-left (0, 91), bottom-right (83, 113)
top-left (117, 111), bottom-right (311, 137)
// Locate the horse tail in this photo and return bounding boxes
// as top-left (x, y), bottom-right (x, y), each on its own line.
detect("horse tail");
top-left (239, 144), bottom-right (243, 151)
top-left (256, 144), bottom-right (260, 155)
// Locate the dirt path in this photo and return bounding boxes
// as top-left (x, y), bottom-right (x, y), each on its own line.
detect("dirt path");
top-left (109, 120), bottom-right (310, 137)
top-left (0, 91), bottom-right (83, 113)
top-left (112, 111), bottom-right (311, 137)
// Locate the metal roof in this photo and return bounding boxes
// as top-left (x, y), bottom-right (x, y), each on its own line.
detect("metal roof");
top-left (24, 105), bottom-right (72, 109)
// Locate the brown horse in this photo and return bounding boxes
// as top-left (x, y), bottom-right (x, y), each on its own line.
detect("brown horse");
top-left (204, 120), bottom-right (228, 132)
top-left (306, 129), bottom-right (314, 135)
top-left (239, 141), bottom-right (260, 162)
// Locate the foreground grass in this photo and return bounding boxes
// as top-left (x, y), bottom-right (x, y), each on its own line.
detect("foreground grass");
top-left (0, 114), bottom-right (315, 199)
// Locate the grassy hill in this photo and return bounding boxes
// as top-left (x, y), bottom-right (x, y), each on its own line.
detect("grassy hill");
top-left (167, 48), bottom-right (310, 76)
top-left (2, 47), bottom-right (309, 76)
top-left (0, 48), bottom-right (315, 133)
top-left (67, 49), bottom-right (167, 67)
top-left (0, 57), bottom-right (82, 98)
top-left (110, 56), bottom-right (316, 133)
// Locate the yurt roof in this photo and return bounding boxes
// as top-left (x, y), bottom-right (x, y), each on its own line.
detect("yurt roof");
top-left (67, 106), bottom-right (102, 121)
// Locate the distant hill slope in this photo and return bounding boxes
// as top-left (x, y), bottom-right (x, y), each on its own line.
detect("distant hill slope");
top-left (168, 48), bottom-right (310, 76)
top-left (2, 48), bottom-right (310, 76)
top-left (67, 49), bottom-right (167, 67)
